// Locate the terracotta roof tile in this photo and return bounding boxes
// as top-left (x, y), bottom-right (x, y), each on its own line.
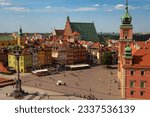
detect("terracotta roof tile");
top-left (131, 41), bottom-right (150, 67)
top-left (73, 31), bottom-right (80, 36)
top-left (0, 63), bottom-right (9, 73)
top-left (55, 29), bottom-right (64, 36)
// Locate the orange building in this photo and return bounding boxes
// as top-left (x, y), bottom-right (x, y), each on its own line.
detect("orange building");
top-left (118, 0), bottom-right (150, 99)
top-left (36, 49), bottom-right (52, 69)
top-left (44, 47), bottom-right (52, 68)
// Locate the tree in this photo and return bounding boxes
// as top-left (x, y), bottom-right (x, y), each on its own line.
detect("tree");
top-left (101, 51), bottom-right (112, 65)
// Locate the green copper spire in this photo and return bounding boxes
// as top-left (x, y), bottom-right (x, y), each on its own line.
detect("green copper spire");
top-left (124, 43), bottom-right (132, 58)
top-left (121, 0), bottom-right (132, 24)
top-left (126, 0), bottom-right (128, 10)
top-left (18, 26), bottom-right (23, 36)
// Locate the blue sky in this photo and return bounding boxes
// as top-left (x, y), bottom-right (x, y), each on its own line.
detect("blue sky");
top-left (0, 0), bottom-right (150, 33)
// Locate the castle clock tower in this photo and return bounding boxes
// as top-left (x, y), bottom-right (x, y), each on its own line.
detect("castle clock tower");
top-left (119, 0), bottom-right (133, 59)
top-left (120, 0), bottom-right (133, 41)
top-left (118, 0), bottom-right (133, 98)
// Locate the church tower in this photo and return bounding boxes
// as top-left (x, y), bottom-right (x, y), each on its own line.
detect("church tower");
top-left (17, 26), bottom-right (23, 46)
top-left (120, 0), bottom-right (133, 41)
top-left (118, 0), bottom-right (133, 99)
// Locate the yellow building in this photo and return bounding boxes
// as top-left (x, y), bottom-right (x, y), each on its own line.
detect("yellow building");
top-left (0, 28), bottom-right (25, 48)
top-left (8, 49), bottom-right (32, 73)
top-left (0, 35), bottom-right (17, 47)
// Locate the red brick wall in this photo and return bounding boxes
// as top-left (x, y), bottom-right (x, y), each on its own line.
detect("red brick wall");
top-left (120, 28), bottom-right (133, 40)
top-left (64, 21), bottom-right (73, 36)
top-left (126, 69), bottom-right (150, 99)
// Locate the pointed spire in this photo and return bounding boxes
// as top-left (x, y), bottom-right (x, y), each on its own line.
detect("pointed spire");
top-left (20, 26), bottom-right (22, 33)
top-left (18, 26), bottom-right (23, 36)
top-left (67, 16), bottom-right (70, 22)
top-left (121, 0), bottom-right (132, 24)
top-left (126, 0), bottom-right (128, 10)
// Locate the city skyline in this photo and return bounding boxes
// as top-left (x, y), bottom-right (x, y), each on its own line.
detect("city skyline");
top-left (0, 0), bottom-right (150, 33)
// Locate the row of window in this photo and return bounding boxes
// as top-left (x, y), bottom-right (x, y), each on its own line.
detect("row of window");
top-left (1, 43), bottom-right (14, 46)
top-left (130, 81), bottom-right (145, 88)
top-left (130, 91), bottom-right (144, 96)
top-left (131, 70), bottom-right (145, 76)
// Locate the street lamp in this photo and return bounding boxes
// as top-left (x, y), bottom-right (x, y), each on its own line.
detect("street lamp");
top-left (10, 46), bottom-right (27, 98)
top-left (15, 48), bottom-right (22, 93)
top-left (28, 47), bottom-right (38, 71)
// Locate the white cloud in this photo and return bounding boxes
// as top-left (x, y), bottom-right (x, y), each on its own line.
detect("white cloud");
top-left (93, 4), bottom-right (100, 7)
top-left (114, 4), bottom-right (140, 10)
top-left (0, 0), bottom-right (31, 12)
top-left (3, 7), bottom-right (30, 12)
top-left (73, 7), bottom-right (97, 11)
top-left (0, 1), bottom-right (12, 6)
top-left (45, 6), bottom-right (52, 9)
top-left (44, 6), bottom-right (97, 12)
top-left (114, 4), bottom-right (125, 10)
top-left (102, 4), bottom-right (113, 12)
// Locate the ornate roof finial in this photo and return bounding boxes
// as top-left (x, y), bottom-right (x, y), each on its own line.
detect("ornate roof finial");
top-left (20, 26), bottom-right (22, 31)
top-left (126, 0), bottom-right (128, 11)
top-left (121, 0), bottom-right (132, 24)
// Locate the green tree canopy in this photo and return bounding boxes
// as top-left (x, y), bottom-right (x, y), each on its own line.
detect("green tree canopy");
top-left (101, 51), bottom-right (112, 65)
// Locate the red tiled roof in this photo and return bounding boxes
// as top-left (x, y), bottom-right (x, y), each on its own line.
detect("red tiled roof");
top-left (78, 40), bottom-right (88, 45)
top-left (0, 63), bottom-right (9, 73)
top-left (62, 36), bottom-right (68, 41)
top-left (72, 31), bottom-right (80, 36)
top-left (130, 41), bottom-right (150, 67)
top-left (91, 42), bottom-right (103, 48)
top-left (55, 29), bottom-right (64, 36)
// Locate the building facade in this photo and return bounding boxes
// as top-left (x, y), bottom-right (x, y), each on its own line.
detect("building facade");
top-left (8, 49), bottom-right (32, 73)
top-left (0, 35), bottom-right (17, 47)
top-left (118, 0), bottom-right (150, 99)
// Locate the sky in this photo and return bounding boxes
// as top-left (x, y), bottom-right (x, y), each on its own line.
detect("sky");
top-left (0, 0), bottom-right (150, 33)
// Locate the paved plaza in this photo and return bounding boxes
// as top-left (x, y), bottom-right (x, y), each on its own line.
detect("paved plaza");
top-left (0, 65), bottom-right (121, 100)
top-left (0, 85), bottom-right (84, 100)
